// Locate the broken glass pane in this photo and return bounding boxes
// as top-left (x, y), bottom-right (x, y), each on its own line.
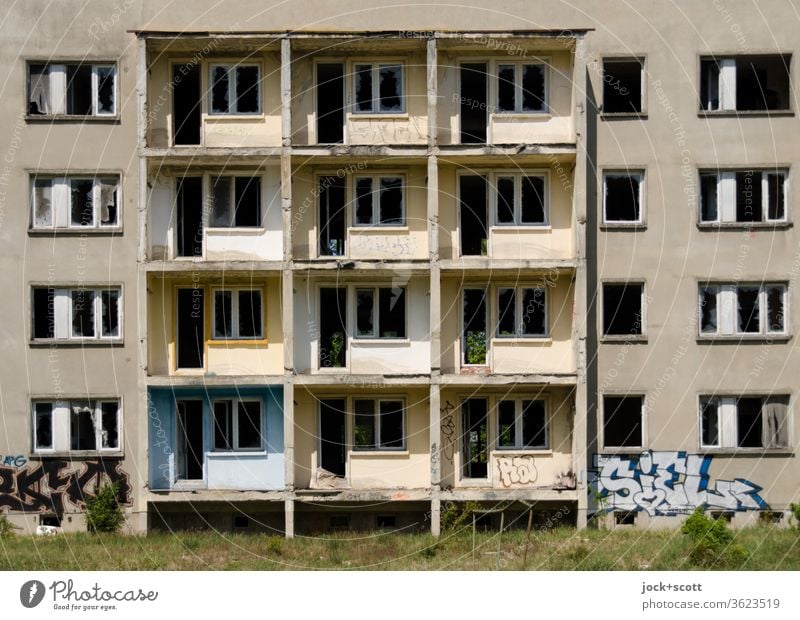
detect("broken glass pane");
top-left (101, 290), bottom-right (119, 337)
top-left (379, 65), bottom-right (402, 112)
top-left (700, 287), bottom-right (718, 333)
top-left (96, 66), bottom-right (115, 114)
top-left (28, 64), bottom-right (50, 115)
top-left (33, 178), bottom-right (53, 227)
top-left (71, 290), bottom-right (95, 338)
top-left (100, 401), bottom-right (119, 449)
top-left (354, 400), bottom-right (375, 449)
top-left (522, 64), bottom-right (545, 111)
top-left (497, 65), bottom-right (515, 111)
top-left (70, 401), bottom-right (96, 451)
top-left (355, 177), bottom-right (373, 224)
top-left (356, 289), bottom-right (375, 336)
top-left (379, 287), bottom-right (405, 338)
top-left (99, 179), bottom-right (117, 226)
top-left (700, 397), bottom-right (719, 446)
top-left (355, 64), bottom-right (373, 112)
top-left (766, 285), bottom-right (784, 333)
top-left (211, 66), bottom-right (230, 113)
top-left (35, 402), bottom-right (53, 449)
top-left (497, 400), bottom-right (515, 447)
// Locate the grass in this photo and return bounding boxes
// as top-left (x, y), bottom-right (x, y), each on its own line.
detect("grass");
top-left (0, 525), bottom-right (798, 570)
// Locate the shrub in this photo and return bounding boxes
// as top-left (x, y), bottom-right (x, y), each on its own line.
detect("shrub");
top-left (465, 331), bottom-right (487, 365)
top-left (789, 503), bottom-right (800, 530)
top-left (85, 482), bottom-right (125, 534)
top-left (681, 508), bottom-right (747, 567)
top-left (0, 515), bottom-right (14, 538)
top-left (441, 501), bottom-right (480, 532)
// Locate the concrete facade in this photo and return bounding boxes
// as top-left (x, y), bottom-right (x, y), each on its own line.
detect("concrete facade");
top-left (0, 1), bottom-right (797, 535)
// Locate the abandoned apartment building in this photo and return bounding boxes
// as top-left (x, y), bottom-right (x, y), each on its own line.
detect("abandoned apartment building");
top-left (2, 1), bottom-right (799, 536)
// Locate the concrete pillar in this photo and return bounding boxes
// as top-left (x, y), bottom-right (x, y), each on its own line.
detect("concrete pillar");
top-left (283, 380), bottom-right (295, 491)
top-left (430, 497), bottom-right (441, 537)
top-left (426, 37), bottom-right (438, 148)
top-left (284, 498), bottom-right (295, 539)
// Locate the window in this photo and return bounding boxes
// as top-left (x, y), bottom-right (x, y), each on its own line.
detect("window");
top-left (602, 395), bottom-right (644, 448)
top-left (603, 171), bottom-right (644, 224)
top-left (32, 399), bottom-right (120, 453)
top-left (494, 174), bottom-right (547, 225)
top-left (209, 176), bottom-right (261, 227)
top-left (353, 399), bottom-right (405, 450)
top-left (354, 63), bottom-right (404, 113)
top-left (31, 176), bottom-right (120, 230)
top-left (496, 287), bottom-right (547, 337)
top-left (497, 399), bottom-right (547, 449)
top-left (699, 170), bottom-right (787, 224)
top-left (209, 64), bottom-right (260, 114)
top-left (700, 396), bottom-right (789, 449)
top-left (602, 283), bottom-right (644, 337)
top-left (700, 54), bottom-right (791, 112)
top-left (212, 399), bottom-right (262, 451)
top-left (354, 176), bottom-right (404, 225)
top-left (699, 283), bottom-right (786, 336)
top-left (355, 287), bottom-right (406, 338)
top-left (28, 62), bottom-right (116, 116)
top-left (213, 288), bottom-right (263, 339)
top-left (602, 58), bottom-right (644, 114)
top-left (496, 63), bottom-right (546, 112)
top-left (32, 286), bottom-right (121, 341)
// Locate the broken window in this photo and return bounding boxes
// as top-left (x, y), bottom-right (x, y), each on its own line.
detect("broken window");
top-left (462, 288), bottom-right (488, 365)
top-left (699, 169), bottom-right (787, 224)
top-left (176, 176), bottom-right (203, 258)
top-left (497, 399), bottom-right (547, 449)
top-left (603, 171), bottom-right (644, 224)
top-left (355, 287), bottom-right (406, 339)
top-left (700, 54), bottom-right (791, 112)
top-left (602, 395), bottom-right (644, 448)
top-left (700, 395), bottom-right (789, 449)
top-left (209, 64), bottom-right (261, 114)
top-left (497, 63), bottom-right (546, 113)
top-left (176, 287), bottom-right (205, 369)
top-left (699, 283), bottom-right (786, 336)
top-left (493, 173), bottom-right (546, 225)
top-left (34, 402), bottom-right (53, 450)
top-left (353, 63), bottom-right (404, 113)
top-left (213, 288), bottom-right (263, 339)
top-left (30, 399), bottom-right (120, 454)
top-left (602, 283), bottom-right (644, 337)
top-left (602, 58), bottom-right (643, 114)
top-left (210, 176), bottom-right (261, 227)
top-left (319, 287), bottom-right (347, 368)
top-left (28, 62), bottom-right (116, 116)
top-left (353, 176), bottom-right (404, 226)
top-left (213, 399), bottom-right (262, 451)
top-left (462, 398), bottom-right (489, 478)
top-left (459, 175), bottom-right (488, 255)
top-left (496, 286), bottom-right (547, 337)
top-left (353, 399), bottom-right (405, 450)
top-left (31, 176), bottom-right (120, 230)
top-left (319, 175), bottom-right (346, 256)
top-left (32, 286), bottom-right (121, 341)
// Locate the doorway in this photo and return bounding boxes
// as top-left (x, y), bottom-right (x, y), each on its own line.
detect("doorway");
top-left (319, 398), bottom-right (346, 477)
top-left (462, 398), bottom-right (489, 479)
top-left (176, 399), bottom-right (204, 481)
top-left (460, 63), bottom-right (488, 144)
top-left (172, 63), bottom-right (201, 145)
top-left (316, 63), bottom-right (345, 144)
top-left (176, 288), bottom-right (204, 369)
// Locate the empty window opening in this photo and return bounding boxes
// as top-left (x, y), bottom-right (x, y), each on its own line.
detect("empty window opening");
top-left (602, 59), bottom-right (643, 113)
top-left (316, 63), bottom-right (345, 143)
top-left (28, 62), bottom-right (116, 116)
top-left (173, 63), bottom-right (201, 145)
top-left (213, 288), bottom-right (263, 339)
top-left (355, 287), bottom-right (406, 339)
top-left (354, 176), bottom-right (404, 226)
top-left (602, 283), bottom-right (644, 337)
top-left (615, 512), bottom-right (636, 526)
top-left (176, 177), bottom-right (203, 257)
top-left (701, 54), bottom-right (791, 112)
top-left (603, 395), bottom-right (644, 448)
top-left (700, 395), bottom-right (789, 449)
top-left (233, 516), bottom-right (250, 529)
top-left (176, 399), bottom-right (204, 481)
top-left (40, 514), bottom-right (62, 528)
top-left (494, 174), bottom-right (546, 225)
top-left (33, 399), bottom-right (120, 454)
top-left (209, 64), bottom-right (260, 114)
top-left (319, 399), bottom-right (346, 477)
top-left (497, 63), bottom-right (546, 113)
top-left (460, 63), bottom-right (488, 144)
top-left (376, 515), bottom-right (396, 529)
top-left (603, 172), bottom-right (643, 223)
top-left (329, 515), bottom-right (350, 531)
top-left (176, 287), bottom-right (204, 369)
top-left (319, 288), bottom-right (347, 368)
top-left (210, 176), bottom-right (261, 227)
top-left (496, 286), bottom-right (547, 338)
top-left (699, 170), bottom-right (787, 224)
top-left (462, 288), bottom-right (488, 365)
top-left (354, 399), bottom-right (405, 450)
top-left (354, 64), bottom-right (403, 113)
top-left (213, 399), bottom-right (262, 451)
top-left (319, 176), bottom-right (346, 256)
top-left (31, 176), bottom-right (119, 230)
top-left (462, 398), bottom-right (489, 479)
top-left (32, 286), bottom-right (121, 341)
top-left (459, 175), bottom-right (488, 255)
top-left (699, 283), bottom-right (786, 336)
top-left (709, 511), bottom-right (735, 523)
top-left (497, 399), bottom-right (547, 449)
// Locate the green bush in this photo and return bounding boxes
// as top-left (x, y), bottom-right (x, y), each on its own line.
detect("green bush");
top-left (465, 331), bottom-right (487, 365)
top-left (85, 482), bottom-right (125, 534)
top-left (681, 508), bottom-right (747, 567)
top-left (441, 501), bottom-right (480, 532)
top-left (0, 515), bottom-right (14, 538)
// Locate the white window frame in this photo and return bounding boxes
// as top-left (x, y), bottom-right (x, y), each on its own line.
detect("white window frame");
top-left (207, 174), bottom-right (263, 228)
top-left (600, 393), bottom-right (646, 450)
top-left (698, 169), bottom-right (789, 224)
top-left (493, 60), bottom-right (548, 114)
top-left (30, 175), bottom-right (121, 230)
top-left (495, 397), bottom-right (549, 450)
top-left (208, 63), bottom-right (262, 115)
top-left (351, 62), bottom-right (405, 114)
top-left (353, 286), bottom-right (407, 340)
top-left (352, 174), bottom-right (406, 226)
top-left (491, 171), bottom-right (549, 226)
top-left (602, 170), bottom-right (645, 225)
top-left (31, 398), bottom-right (122, 455)
top-left (26, 62), bottom-right (117, 117)
top-left (211, 287), bottom-right (264, 340)
top-left (495, 285), bottom-right (548, 339)
top-left (699, 395), bottom-right (790, 449)
top-left (91, 64), bottom-right (117, 116)
top-left (700, 55), bottom-right (792, 112)
top-left (600, 281), bottom-right (647, 340)
top-left (601, 57), bottom-right (646, 114)
top-left (31, 286), bottom-right (122, 341)
top-left (352, 397), bottom-right (406, 451)
top-left (698, 283), bottom-right (788, 337)
top-left (211, 398), bottom-right (263, 452)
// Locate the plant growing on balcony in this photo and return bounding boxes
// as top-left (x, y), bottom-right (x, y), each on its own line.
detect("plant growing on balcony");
top-left (465, 330), bottom-right (487, 365)
top-left (328, 331), bottom-right (345, 368)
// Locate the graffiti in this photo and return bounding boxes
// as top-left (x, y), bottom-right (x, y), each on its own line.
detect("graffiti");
top-left (0, 459), bottom-right (131, 515)
top-left (592, 451), bottom-right (768, 516)
top-left (430, 442), bottom-right (439, 467)
top-left (440, 401), bottom-right (456, 463)
top-left (495, 456), bottom-right (538, 488)
top-left (1, 455), bottom-right (28, 467)
top-left (350, 235), bottom-right (415, 257)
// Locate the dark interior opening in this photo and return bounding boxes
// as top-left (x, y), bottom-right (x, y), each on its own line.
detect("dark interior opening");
top-left (463, 288), bottom-right (487, 365)
top-left (460, 175), bottom-right (488, 256)
top-left (66, 64), bottom-right (92, 115)
top-left (177, 399), bottom-right (204, 480)
top-left (603, 59), bottom-right (642, 113)
top-left (462, 398), bottom-right (488, 478)
top-left (735, 171), bottom-right (762, 222)
top-left (177, 288), bottom-right (204, 369)
top-left (172, 63), bottom-right (201, 145)
top-left (317, 63), bottom-right (345, 144)
top-left (605, 175), bottom-right (641, 222)
top-left (736, 54), bottom-right (791, 111)
top-left (602, 283), bottom-right (643, 336)
top-left (460, 63), bottom-right (487, 144)
top-left (737, 397), bottom-right (763, 448)
top-left (320, 398), bottom-right (346, 476)
top-left (319, 176), bottom-right (346, 256)
top-left (319, 288), bottom-right (347, 368)
top-left (602, 395), bottom-right (643, 448)
top-left (177, 177), bottom-right (203, 257)
top-left (33, 287), bottom-right (54, 339)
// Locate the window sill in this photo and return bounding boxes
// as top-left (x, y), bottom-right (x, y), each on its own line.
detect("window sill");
top-left (352, 338), bottom-right (411, 345)
top-left (351, 449), bottom-right (409, 457)
top-left (208, 450), bottom-right (267, 457)
top-left (697, 447), bottom-right (793, 456)
top-left (599, 446), bottom-right (646, 454)
top-left (205, 113), bottom-right (265, 120)
top-left (491, 112), bottom-right (551, 120)
top-left (29, 227), bottom-right (123, 236)
top-left (698, 110), bottom-right (794, 118)
top-left (491, 224), bottom-right (551, 231)
top-left (205, 227), bottom-right (266, 233)
top-left (30, 339), bottom-right (124, 347)
top-left (697, 334), bottom-right (791, 344)
top-left (350, 225), bottom-right (409, 232)
top-left (600, 112), bottom-right (647, 120)
top-left (494, 448), bottom-right (552, 455)
top-left (349, 112), bottom-right (408, 119)
top-left (493, 337), bottom-right (551, 344)
top-left (600, 335), bottom-right (647, 344)
top-left (209, 338), bottom-right (268, 346)
top-left (25, 114), bottom-right (120, 123)
top-left (30, 451), bottom-right (123, 459)
top-left (697, 222), bottom-right (791, 230)
top-left (600, 222), bottom-right (647, 231)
